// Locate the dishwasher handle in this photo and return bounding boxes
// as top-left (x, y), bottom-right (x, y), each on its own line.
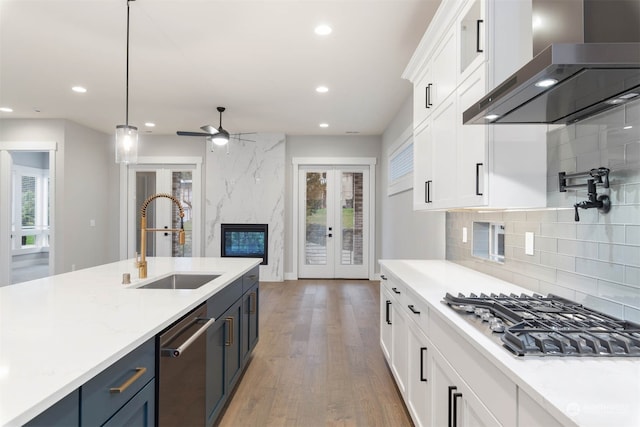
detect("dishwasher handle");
top-left (161, 317), bottom-right (215, 358)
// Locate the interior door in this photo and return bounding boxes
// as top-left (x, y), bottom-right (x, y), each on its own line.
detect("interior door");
top-left (298, 166), bottom-right (369, 279)
top-left (127, 165), bottom-right (198, 258)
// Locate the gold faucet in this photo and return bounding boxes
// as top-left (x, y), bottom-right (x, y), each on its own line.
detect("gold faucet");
top-left (136, 193), bottom-right (185, 279)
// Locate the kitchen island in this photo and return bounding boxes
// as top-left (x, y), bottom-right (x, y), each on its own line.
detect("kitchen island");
top-left (0, 257), bottom-right (261, 426)
top-left (380, 260), bottom-right (640, 427)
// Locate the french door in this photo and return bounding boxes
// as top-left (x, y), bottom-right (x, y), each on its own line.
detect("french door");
top-left (126, 163), bottom-right (201, 259)
top-left (298, 166), bottom-right (370, 279)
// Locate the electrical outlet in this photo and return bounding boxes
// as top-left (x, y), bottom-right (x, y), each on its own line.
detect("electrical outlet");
top-left (462, 227), bottom-right (468, 243)
top-left (525, 232), bottom-right (534, 255)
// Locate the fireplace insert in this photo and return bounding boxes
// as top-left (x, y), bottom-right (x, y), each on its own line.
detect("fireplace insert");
top-left (221, 223), bottom-right (268, 265)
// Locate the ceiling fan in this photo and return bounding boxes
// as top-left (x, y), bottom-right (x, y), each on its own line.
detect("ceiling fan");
top-left (177, 106), bottom-right (255, 149)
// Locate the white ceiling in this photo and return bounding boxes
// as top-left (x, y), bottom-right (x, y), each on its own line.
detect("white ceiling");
top-left (0, 0), bottom-right (440, 137)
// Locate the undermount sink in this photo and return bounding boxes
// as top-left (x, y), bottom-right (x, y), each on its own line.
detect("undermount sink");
top-left (136, 273), bottom-right (220, 290)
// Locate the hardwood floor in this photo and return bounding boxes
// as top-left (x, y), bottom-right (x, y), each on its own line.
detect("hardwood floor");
top-left (217, 280), bottom-right (413, 427)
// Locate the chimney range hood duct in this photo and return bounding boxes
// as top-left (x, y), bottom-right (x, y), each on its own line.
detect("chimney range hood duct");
top-left (463, 0), bottom-right (640, 125)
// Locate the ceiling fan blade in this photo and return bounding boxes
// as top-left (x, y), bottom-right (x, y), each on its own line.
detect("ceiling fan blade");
top-left (230, 136), bottom-right (256, 143)
top-left (200, 125), bottom-right (219, 134)
top-left (177, 131), bottom-right (211, 137)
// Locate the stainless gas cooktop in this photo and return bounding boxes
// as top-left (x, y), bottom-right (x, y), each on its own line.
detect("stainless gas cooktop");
top-left (443, 292), bottom-right (640, 357)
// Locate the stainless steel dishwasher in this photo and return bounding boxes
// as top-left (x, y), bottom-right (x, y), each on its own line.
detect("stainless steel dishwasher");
top-left (157, 303), bottom-right (215, 426)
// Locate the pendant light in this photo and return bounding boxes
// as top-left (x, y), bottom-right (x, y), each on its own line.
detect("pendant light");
top-left (115, 0), bottom-right (138, 164)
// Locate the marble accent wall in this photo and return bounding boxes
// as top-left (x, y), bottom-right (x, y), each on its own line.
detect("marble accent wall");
top-left (205, 134), bottom-right (285, 281)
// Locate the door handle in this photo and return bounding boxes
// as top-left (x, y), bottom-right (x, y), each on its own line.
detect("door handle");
top-left (160, 317), bottom-right (215, 357)
top-left (453, 392), bottom-right (463, 427)
top-left (476, 19), bottom-right (484, 53)
top-left (475, 163), bottom-right (483, 196)
top-left (385, 300), bottom-right (392, 325)
top-left (225, 317), bottom-right (234, 346)
top-left (448, 386), bottom-right (458, 427)
top-left (420, 347), bottom-right (427, 382)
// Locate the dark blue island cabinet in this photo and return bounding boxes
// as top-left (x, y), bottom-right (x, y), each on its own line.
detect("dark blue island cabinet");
top-left (24, 389), bottom-right (80, 427)
top-left (205, 266), bottom-right (260, 427)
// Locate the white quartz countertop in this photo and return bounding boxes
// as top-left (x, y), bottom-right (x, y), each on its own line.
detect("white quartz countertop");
top-left (0, 257), bottom-right (261, 426)
top-left (379, 260), bottom-right (640, 427)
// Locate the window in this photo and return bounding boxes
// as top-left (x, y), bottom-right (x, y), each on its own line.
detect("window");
top-left (387, 127), bottom-right (414, 195)
top-left (12, 165), bottom-right (50, 253)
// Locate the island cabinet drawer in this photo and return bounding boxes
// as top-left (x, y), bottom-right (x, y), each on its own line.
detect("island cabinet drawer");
top-left (81, 338), bottom-right (155, 426)
top-left (208, 277), bottom-right (243, 319)
top-left (242, 266), bottom-right (259, 293)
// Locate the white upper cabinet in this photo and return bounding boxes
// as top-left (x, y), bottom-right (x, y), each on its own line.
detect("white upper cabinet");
top-left (404, 0), bottom-right (547, 211)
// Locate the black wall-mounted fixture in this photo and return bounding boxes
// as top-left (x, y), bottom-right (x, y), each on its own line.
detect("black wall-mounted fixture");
top-left (559, 167), bottom-right (611, 222)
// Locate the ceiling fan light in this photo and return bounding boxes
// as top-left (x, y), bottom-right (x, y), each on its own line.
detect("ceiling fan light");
top-left (211, 129), bottom-right (230, 146)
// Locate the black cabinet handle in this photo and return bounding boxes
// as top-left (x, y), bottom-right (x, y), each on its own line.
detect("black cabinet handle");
top-left (425, 180), bottom-right (432, 203)
top-left (392, 287), bottom-right (401, 295)
top-left (476, 19), bottom-right (484, 52)
top-left (380, 274), bottom-right (387, 280)
top-left (386, 300), bottom-right (392, 325)
top-left (453, 392), bottom-right (463, 427)
top-left (408, 304), bottom-right (420, 315)
top-left (425, 85), bottom-right (429, 109)
top-left (475, 163), bottom-right (483, 196)
top-left (420, 347), bottom-right (427, 382)
top-left (448, 386), bottom-right (457, 427)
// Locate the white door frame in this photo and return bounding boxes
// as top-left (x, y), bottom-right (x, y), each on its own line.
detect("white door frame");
top-left (0, 141), bottom-right (57, 286)
top-left (119, 156), bottom-right (203, 260)
top-left (292, 157), bottom-right (376, 280)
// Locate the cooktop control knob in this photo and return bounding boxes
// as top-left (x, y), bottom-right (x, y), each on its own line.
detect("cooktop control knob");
top-left (489, 318), bottom-right (505, 333)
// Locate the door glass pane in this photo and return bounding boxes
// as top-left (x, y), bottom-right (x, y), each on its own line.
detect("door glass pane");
top-left (340, 172), bottom-right (363, 265)
top-left (136, 171), bottom-right (157, 257)
top-left (172, 171), bottom-right (192, 257)
top-left (305, 172), bottom-right (327, 265)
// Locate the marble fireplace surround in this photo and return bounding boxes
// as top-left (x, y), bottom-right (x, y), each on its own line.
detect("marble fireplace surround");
top-left (205, 133), bottom-right (285, 281)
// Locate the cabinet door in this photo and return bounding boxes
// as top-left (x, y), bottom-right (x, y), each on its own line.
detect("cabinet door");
top-left (103, 379), bottom-right (155, 427)
top-left (431, 350), bottom-right (499, 427)
top-left (430, 96), bottom-right (458, 209)
top-left (413, 65), bottom-right (434, 130)
top-left (206, 315), bottom-right (227, 425)
top-left (431, 27), bottom-right (457, 109)
top-left (458, 0), bottom-right (486, 81)
top-left (456, 67), bottom-right (487, 207)
top-left (390, 301), bottom-right (408, 397)
top-left (380, 282), bottom-right (393, 361)
top-left (413, 123), bottom-right (433, 210)
top-left (25, 389), bottom-right (79, 427)
top-left (242, 283), bottom-right (259, 364)
top-left (224, 299), bottom-right (243, 391)
top-left (407, 323), bottom-right (430, 427)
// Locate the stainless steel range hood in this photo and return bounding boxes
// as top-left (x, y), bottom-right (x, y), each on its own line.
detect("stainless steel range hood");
top-left (463, 0), bottom-right (640, 125)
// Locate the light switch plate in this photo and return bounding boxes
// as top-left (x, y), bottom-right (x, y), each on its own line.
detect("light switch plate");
top-left (525, 232), bottom-right (534, 255)
top-left (462, 227), bottom-right (468, 243)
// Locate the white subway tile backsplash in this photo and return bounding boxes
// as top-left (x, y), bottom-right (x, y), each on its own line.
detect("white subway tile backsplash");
top-left (575, 257), bottom-right (624, 283)
top-left (446, 101), bottom-right (640, 321)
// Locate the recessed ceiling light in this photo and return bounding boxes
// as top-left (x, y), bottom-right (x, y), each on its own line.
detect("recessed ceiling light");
top-left (534, 78), bottom-right (558, 88)
top-left (0, 107), bottom-right (13, 113)
top-left (144, 122), bottom-right (156, 127)
top-left (314, 24), bottom-right (332, 36)
top-left (319, 123), bottom-right (329, 128)
top-left (484, 114), bottom-right (499, 121)
top-left (72, 86), bottom-right (87, 93)
top-left (316, 86), bottom-right (329, 93)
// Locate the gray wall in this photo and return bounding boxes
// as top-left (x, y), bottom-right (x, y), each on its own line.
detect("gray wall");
top-left (380, 96), bottom-right (446, 261)
top-left (0, 118), bottom-right (117, 273)
top-left (284, 135), bottom-right (383, 276)
top-left (447, 99), bottom-right (640, 322)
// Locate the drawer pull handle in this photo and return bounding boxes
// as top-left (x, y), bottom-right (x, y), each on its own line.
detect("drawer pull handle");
top-left (420, 347), bottom-right (427, 382)
top-left (386, 300), bottom-right (392, 325)
top-left (448, 385), bottom-right (458, 427)
top-left (380, 274), bottom-right (387, 280)
top-left (392, 287), bottom-right (401, 295)
top-left (225, 317), bottom-right (234, 346)
top-left (250, 292), bottom-right (257, 314)
top-left (109, 367), bottom-right (147, 394)
top-left (408, 304), bottom-right (420, 315)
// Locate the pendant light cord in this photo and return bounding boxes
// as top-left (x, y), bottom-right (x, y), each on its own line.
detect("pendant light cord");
top-left (126, 0), bottom-right (134, 126)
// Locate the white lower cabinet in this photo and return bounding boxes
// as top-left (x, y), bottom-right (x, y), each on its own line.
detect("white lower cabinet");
top-left (432, 345), bottom-right (499, 427)
top-left (407, 321), bottom-right (430, 427)
top-left (379, 265), bottom-right (564, 427)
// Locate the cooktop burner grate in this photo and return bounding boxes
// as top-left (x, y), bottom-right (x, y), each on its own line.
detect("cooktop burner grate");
top-left (443, 292), bottom-right (640, 357)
